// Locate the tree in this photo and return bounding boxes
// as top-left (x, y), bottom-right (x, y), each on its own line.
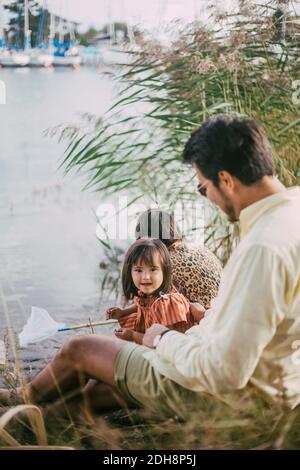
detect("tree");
top-left (76, 27), bottom-right (100, 47)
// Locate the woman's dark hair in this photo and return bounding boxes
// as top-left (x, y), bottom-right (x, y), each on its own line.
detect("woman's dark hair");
top-left (182, 114), bottom-right (274, 186)
top-left (135, 209), bottom-right (182, 248)
top-left (122, 238), bottom-right (172, 300)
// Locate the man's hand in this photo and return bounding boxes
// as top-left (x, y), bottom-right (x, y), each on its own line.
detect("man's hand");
top-left (106, 307), bottom-right (123, 320)
top-left (142, 324), bottom-right (169, 349)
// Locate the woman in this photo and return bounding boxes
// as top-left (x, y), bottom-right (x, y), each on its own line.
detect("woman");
top-left (135, 209), bottom-right (222, 309)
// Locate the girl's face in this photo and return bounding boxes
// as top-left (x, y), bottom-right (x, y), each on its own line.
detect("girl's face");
top-left (131, 253), bottom-right (164, 295)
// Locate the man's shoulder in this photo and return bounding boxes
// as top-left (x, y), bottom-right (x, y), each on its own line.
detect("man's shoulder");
top-left (233, 213), bottom-right (300, 276)
top-left (248, 200), bottom-right (300, 251)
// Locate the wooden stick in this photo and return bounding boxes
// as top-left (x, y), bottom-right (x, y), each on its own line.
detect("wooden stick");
top-left (58, 319), bottom-right (118, 332)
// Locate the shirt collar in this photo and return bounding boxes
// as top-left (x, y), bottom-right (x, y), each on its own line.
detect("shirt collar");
top-left (239, 186), bottom-right (300, 238)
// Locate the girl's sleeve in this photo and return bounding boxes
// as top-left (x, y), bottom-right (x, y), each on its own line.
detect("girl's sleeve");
top-left (118, 312), bottom-right (137, 329)
top-left (150, 293), bottom-right (192, 328)
top-left (118, 297), bottom-right (139, 329)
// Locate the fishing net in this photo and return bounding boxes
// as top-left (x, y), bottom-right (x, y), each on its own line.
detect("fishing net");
top-left (19, 307), bottom-right (66, 347)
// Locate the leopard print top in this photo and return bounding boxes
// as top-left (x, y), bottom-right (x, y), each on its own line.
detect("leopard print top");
top-left (168, 241), bottom-right (222, 309)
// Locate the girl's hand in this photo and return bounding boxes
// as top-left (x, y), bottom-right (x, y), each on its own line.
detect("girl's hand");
top-left (106, 307), bottom-right (123, 320)
top-left (115, 328), bottom-right (144, 345)
top-left (114, 327), bottom-right (134, 342)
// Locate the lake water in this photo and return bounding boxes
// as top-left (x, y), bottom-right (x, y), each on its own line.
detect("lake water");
top-left (0, 67), bottom-right (119, 376)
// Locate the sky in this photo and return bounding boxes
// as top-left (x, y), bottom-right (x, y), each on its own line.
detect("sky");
top-left (0, 0), bottom-right (252, 40)
top-left (0, 0), bottom-right (215, 31)
top-left (2, 1), bottom-right (300, 30)
top-left (44, 0), bottom-right (230, 28)
top-left (42, 1), bottom-right (300, 30)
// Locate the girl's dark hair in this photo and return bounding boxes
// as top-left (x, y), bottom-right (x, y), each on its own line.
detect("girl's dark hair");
top-left (135, 209), bottom-right (182, 248)
top-left (122, 238), bottom-right (172, 300)
top-left (182, 114), bottom-right (274, 187)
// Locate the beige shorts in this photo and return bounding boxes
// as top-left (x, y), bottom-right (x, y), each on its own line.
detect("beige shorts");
top-left (114, 342), bottom-right (204, 420)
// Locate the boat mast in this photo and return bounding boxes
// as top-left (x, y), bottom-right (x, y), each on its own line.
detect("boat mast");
top-left (123, 0), bottom-right (135, 45)
top-left (108, 0), bottom-right (115, 46)
top-left (24, 0), bottom-right (31, 49)
top-left (49, 9), bottom-right (55, 51)
top-left (37, 0), bottom-right (47, 47)
top-left (0, 0), bottom-right (4, 48)
top-left (58, 0), bottom-right (64, 43)
top-left (69, 21), bottom-right (75, 43)
top-left (58, 17), bottom-right (64, 43)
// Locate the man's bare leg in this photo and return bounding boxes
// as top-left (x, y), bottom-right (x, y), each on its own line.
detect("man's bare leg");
top-left (46, 378), bottom-right (135, 422)
top-left (0, 334), bottom-right (129, 408)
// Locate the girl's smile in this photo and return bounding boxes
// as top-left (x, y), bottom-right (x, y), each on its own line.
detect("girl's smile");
top-left (131, 253), bottom-right (164, 295)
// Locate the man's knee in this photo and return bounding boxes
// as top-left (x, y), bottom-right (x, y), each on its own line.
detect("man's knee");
top-left (58, 334), bottom-right (124, 373)
top-left (59, 337), bottom-right (87, 367)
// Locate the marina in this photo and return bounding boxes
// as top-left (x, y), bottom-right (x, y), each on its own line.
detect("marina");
top-left (0, 0), bottom-right (135, 68)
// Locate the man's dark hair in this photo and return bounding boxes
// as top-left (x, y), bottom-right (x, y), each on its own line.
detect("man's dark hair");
top-left (182, 114), bottom-right (274, 186)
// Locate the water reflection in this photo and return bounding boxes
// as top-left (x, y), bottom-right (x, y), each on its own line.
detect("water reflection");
top-left (0, 67), bottom-right (117, 375)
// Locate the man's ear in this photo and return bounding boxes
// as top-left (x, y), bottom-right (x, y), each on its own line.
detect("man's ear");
top-left (218, 171), bottom-right (235, 192)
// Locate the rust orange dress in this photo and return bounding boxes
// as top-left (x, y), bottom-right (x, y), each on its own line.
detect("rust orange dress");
top-left (118, 287), bottom-right (196, 334)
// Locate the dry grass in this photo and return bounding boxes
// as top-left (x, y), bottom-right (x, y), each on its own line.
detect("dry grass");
top-left (1, 386), bottom-right (300, 450)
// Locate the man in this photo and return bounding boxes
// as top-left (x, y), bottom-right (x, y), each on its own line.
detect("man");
top-left (141, 114), bottom-right (300, 409)
top-left (1, 115), bottom-right (299, 415)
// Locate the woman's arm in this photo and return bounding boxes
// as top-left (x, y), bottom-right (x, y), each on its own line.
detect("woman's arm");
top-left (106, 304), bottom-right (137, 320)
top-left (167, 322), bottom-right (189, 333)
top-left (189, 302), bottom-right (206, 322)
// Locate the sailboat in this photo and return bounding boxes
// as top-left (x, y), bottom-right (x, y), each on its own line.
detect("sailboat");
top-left (0, 49), bottom-right (30, 67)
top-left (0, 0), bottom-right (50, 67)
top-left (50, 9), bottom-right (81, 68)
top-left (0, 0), bottom-right (30, 67)
top-left (95, 0), bottom-right (138, 69)
top-left (0, 1), bottom-right (81, 69)
top-left (27, 0), bottom-right (53, 67)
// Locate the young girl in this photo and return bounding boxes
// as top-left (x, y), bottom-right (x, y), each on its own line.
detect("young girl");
top-left (106, 238), bottom-right (205, 344)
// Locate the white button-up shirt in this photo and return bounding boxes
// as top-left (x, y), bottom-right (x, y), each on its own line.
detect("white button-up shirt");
top-left (143, 187), bottom-right (300, 408)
